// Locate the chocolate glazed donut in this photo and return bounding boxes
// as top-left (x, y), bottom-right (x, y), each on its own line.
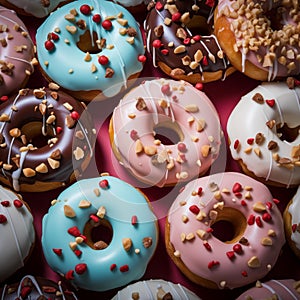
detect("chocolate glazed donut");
top-left (0, 87), bottom-right (96, 192)
top-left (145, 0), bottom-right (235, 83)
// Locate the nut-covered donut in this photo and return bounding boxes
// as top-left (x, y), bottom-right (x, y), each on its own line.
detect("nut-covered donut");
top-left (0, 6), bottom-right (35, 98)
top-left (215, 0), bottom-right (300, 81)
top-left (227, 81), bottom-right (300, 188)
top-left (36, 0), bottom-right (146, 101)
top-left (0, 87), bottom-right (96, 192)
top-left (165, 172), bottom-right (285, 289)
top-left (145, 0), bottom-right (235, 83)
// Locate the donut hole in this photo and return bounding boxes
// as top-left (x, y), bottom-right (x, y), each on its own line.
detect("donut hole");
top-left (77, 31), bottom-right (102, 54)
top-left (153, 120), bottom-right (183, 145)
top-left (21, 121), bottom-right (55, 148)
top-left (210, 207), bottom-right (247, 243)
top-left (83, 219), bottom-right (113, 250)
top-left (277, 123), bottom-right (300, 143)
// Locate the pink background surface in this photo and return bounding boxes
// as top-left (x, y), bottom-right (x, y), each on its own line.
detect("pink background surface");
top-left (2, 7), bottom-right (299, 300)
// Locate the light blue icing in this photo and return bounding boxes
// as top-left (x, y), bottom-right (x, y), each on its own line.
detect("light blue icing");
top-left (36, 0), bottom-right (145, 98)
top-left (42, 176), bottom-right (158, 292)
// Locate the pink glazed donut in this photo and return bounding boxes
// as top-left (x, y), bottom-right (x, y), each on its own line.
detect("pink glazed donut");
top-left (165, 172), bottom-right (285, 289)
top-left (109, 78), bottom-right (222, 187)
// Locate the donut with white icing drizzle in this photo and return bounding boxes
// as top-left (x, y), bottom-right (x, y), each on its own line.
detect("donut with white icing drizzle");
top-left (215, 0), bottom-right (300, 81)
top-left (144, 0), bottom-right (235, 83)
top-left (0, 0), bottom-right (72, 18)
top-left (42, 175), bottom-right (158, 292)
top-left (36, 0), bottom-right (146, 101)
top-left (0, 87), bottom-right (96, 192)
top-left (109, 78), bottom-right (222, 187)
top-left (165, 172), bottom-right (285, 289)
top-left (227, 81), bottom-right (300, 188)
top-left (0, 275), bottom-right (78, 299)
top-left (236, 279), bottom-right (300, 300)
top-left (0, 6), bottom-right (34, 98)
top-left (111, 279), bottom-right (201, 300)
top-left (0, 185), bottom-right (35, 282)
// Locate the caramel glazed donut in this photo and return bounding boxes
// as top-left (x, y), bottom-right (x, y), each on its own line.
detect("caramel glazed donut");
top-left (145, 0), bottom-right (235, 83)
top-left (0, 87), bottom-right (96, 193)
top-left (0, 6), bottom-right (35, 98)
top-left (165, 172), bottom-right (285, 290)
top-left (215, 0), bottom-right (300, 81)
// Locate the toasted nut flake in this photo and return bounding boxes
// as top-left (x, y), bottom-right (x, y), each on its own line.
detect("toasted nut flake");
top-left (144, 146), bottom-right (157, 156)
top-left (35, 163), bottom-right (48, 173)
top-left (39, 103), bottom-right (47, 115)
top-left (247, 256), bottom-right (261, 268)
top-left (291, 145), bottom-right (300, 159)
top-left (46, 115), bottom-right (56, 124)
top-left (64, 205), bottom-right (76, 218)
top-left (33, 88), bottom-right (46, 99)
top-left (255, 132), bottom-right (265, 145)
top-left (174, 45), bottom-right (186, 54)
top-left (201, 145), bottom-right (210, 157)
top-left (135, 139), bottom-right (144, 154)
top-left (253, 201), bottom-right (266, 212)
top-left (3, 164), bottom-right (12, 170)
top-left (73, 147), bottom-right (84, 160)
top-left (78, 200), bottom-right (91, 208)
top-left (69, 242), bottom-right (77, 250)
top-left (166, 158), bottom-right (175, 170)
top-left (143, 237), bottom-right (153, 248)
top-left (9, 128), bottom-right (21, 138)
top-left (0, 114), bottom-right (10, 122)
top-left (196, 229), bottom-right (208, 240)
top-left (254, 147), bottom-right (261, 157)
top-left (185, 104), bottom-right (199, 112)
top-left (261, 237), bottom-right (273, 246)
top-left (196, 211), bottom-right (206, 221)
top-left (49, 82), bottom-right (60, 90)
top-left (75, 236), bottom-right (84, 244)
top-left (182, 215), bottom-right (189, 223)
top-left (122, 238), bottom-right (132, 251)
top-left (181, 233), bottom-right (186, 242)
top-left (186, 233), bottom-right (195, 241)
top-left (66, 25), bottom-right (77, 34)
top-left (214, 191), bottom-right (222, 200)
top-left (97, 206), bottom-right (106, 218)
top-left (252, 93), bottom-right (264, 104)
top-left (136, 97), bottom-right (147, 111)
top-left (23, 168), bottom-right (36, 177)
top-left (47, 157), bottom-right (60, 169)
top-left (197, 119), bottom-right (206, 132)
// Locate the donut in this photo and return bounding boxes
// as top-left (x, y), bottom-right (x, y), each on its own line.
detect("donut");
top-left (111, 279), bottom-right (201, 300)
top-left (0, 275), bottom-right (78, 299)
top-left (214, 0), bottom-right (300, 81)
top-left (0, 0), bottom-right (72, 18)
top-left (42, 175), bottom-right (159, 292)
top-left (112, 0), bottom-right (146, 14)
top-left (0, 185), bottom-right (35, 282)
top-left (109, 78), bottom-right (223, 187)
top-left (35, 0), bottom-right (146, 102)
top-left (284, 186), bottom-right (300, 258)
top-left (0, 6), bottom-right (35, 98)
top-left (227, 81), bottom-right (300, 188)
top-left (165, 172), bottom-right (285, 289)
top-left (236, 279), bottom-right (300, 300)
top-left (0, 87), bottom-right (96, 192)
top-left (144, 0), bottom-right (235, 84)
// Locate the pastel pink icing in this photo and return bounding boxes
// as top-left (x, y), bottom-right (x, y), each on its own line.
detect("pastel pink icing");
top-left (167, 172), bottom-right (285, 289)
top-left (111, 78), bottom-right (222, 187)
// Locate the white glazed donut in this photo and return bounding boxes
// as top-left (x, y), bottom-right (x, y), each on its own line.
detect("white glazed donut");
top-left (227, 81), bottom-right (300, 187)
top-left (0, 185), bottom-right (35, 282)
top-left (111, 279), bottom-right (201, 300)
top-left (36, 0), bottom-right (146, 101)
top-left (42, 175), bottom-right (158, 292)
top-left (110, 78), bottom-right (223, 187)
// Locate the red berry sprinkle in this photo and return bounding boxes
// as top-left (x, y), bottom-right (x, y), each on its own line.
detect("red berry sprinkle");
top-left (172, 12), bottom-right (181, 22)
top-left (233, 139), bottom-right (240, 150)
top-left (247, 214), bottom-right (255, 225)
top-left (266, 202), bottom-right (273, 210)
top-left (110, 263), bottom-right (117, 271)
top-left (99, 179), bottom-right (109, 189)
top-left (20, 286), bottom-right (32, 299)
top-left (193, 35), bottom-right (201, 42)
top-left (266, 99), bottom-right (275, 107)
top-left (80, 4), bottom-right (91, 15)
top-left (1, 201), bottom-right (10, 207)
top-left (102, 19), bottom-right (112, 30)
top-left (161, 83), bottom-right (171, 95)
top-left (51, 32), bottom-right (59, 41)
top-left (152, 39), bottom-right (162, 48)
top-left (256, 216), bottom-right (263, 227)
top-left (70, 111), bottom-right (80, 120)
top-left (197, 187), bottom-right (203, 196)
top-left (74, 249), bottom-right (82, 257)
top-left (273, 198), bottom-right (280, 204)
top-left (241, 270), bottom-right (248, 277)
top-left (75, 263), bottom-right (87, 274)
top-left (130, 130), bottom-right (138, 140)
top-left (0, 96), bottom-right (8, 102)
top-left (56, 126), bottom-right (62, 134)
top-left (68, 226), bottom-right (81, 237)
top-left (90, 214), bottom-right (99, 223)
top-left (233, 244), bottom-right (242, 254)
top-left (232, 182), bottom-right (242, 193)
top-left (120, 264), bottom-right (129, 272)
top-left (241, 200), bottom-right (247, 206)
top-left (92, 14), bottom-right (101, 23)
top-left (203, 241), bottom-right (212, 251)
top-left (65, 270), bottom-right (74, 280)
top-left (189, 205), bottom-right (200, 215)
top-left (98, 55), bottom-right (109, 65)
top-left (262, 212), bottom-right (272, 222)
top-left (53, 248), bottom-right (63, 256)
top-left (292, 224), bottom-right (297, 232)
top-left (178, 142), bottom-right (187, 152)
top-left (138, 55), bottom-right (147, 63)
top-left (183, 38), bottom-right (191, 45)
top-left (202, 56), bottom-right (208, 66)
top-left (161, 49), bottom-right (169, 55)
top-left (226, 251), bottom-right (235, 260)
top-left (45, 40), bottom-right (55, 51)
top-left (155, 2), bottom-right (163, 10)
top-left (131, 215), bottom-right (138, 225)
top-left (195, 82), bottom-right (203, 90)
top-left (0, 214), bottom-right (7, 223)
top-left (247, 138), bottom-right (254, 145)
top-left (13, 199), bottom-right (23, 208)
top-left (208, 260), bottom-right (220, 269)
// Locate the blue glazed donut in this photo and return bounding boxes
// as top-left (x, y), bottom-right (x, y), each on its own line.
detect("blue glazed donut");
top-left (36, 0), bottom-right (146, 101)
top-left (42, 175), bottom-right (158, 292)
